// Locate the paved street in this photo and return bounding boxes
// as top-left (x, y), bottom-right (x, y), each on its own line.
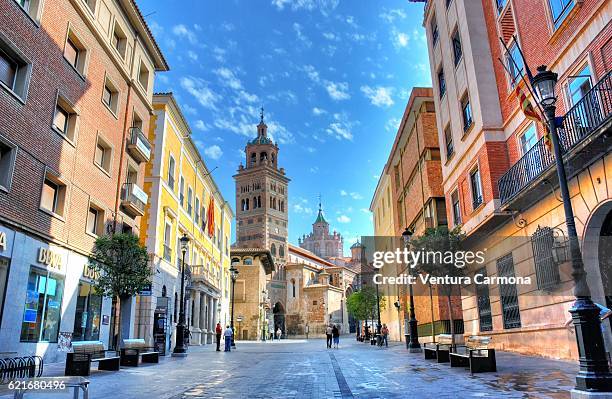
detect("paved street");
top-left (0, 337), bottom-right (577, 399)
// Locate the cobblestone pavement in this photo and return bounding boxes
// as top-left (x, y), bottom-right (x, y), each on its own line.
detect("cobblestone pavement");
top-left (0, 337), bottom-right (577, 399)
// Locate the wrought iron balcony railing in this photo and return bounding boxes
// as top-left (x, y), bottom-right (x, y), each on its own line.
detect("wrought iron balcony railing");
top-left (126, 127), bottom-right (152, 163)
top-left (498, 70), bottom-right (612, 205)
top-left (121, 182), bottom-right (148, 217)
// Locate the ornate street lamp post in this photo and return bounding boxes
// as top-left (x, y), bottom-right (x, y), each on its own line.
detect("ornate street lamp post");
top-left (402, 228), bottom-right (421, 353)
top-left (532, 65), bottom-right (612, 393)
top-left (172, 233), bottom-right (190, 357)
top-left (229, 265), bottom-right (239, 348)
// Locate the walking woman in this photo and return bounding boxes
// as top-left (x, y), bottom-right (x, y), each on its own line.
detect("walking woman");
top-left (332, 324), bottom-right (340, 348)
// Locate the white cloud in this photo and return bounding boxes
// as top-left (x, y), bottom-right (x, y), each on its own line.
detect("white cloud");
top-left (360, 85), bottom-right (394, 107)
top-left (272, 0), bottom-right (338, 15)
top-left (340, 190), bottom-right (348, 196)
top-left (157, 75), bottom-right (169, 84)
top-left (182, 103), bottom-right (197, 115)
top-left (293, 204), bottom-right (313, 214)
top-left (360, 208), bottom-right (370, 213)
top-left (213, 47), bottom-right (226, 63)
top-left (293, 23), bottom-right (312, 47)
top-left (195, 120), bottom-right (210, 131)
top-left (325, 81), bottom-right (350, 101)
top-left (214, 67), bottom-right (242, 90)
top-left (306, 147), bottom-right (316, 153)
top-left (303, 65), bottom-right (321, 83)
top-left (326, 122), bottom-right (353, 140)
top-left (172, 24), bottom-right (197, 44)
top-left (379, 8), bottom-right (406, 23)
top-left (393, 30), bottom-right (409, 48)
top-left (221, 22), bottom-right (235, 31)
top-left (385, 117), bottom-right (401, 132)
top-left (322, 32), bottom-right (337, 41)
top-left (337, 215), bottom-right (351, 223)
top-left (203, 145), bottom-right (223, 160)
top-left (187, 50), bottom-right (198, 61)
top-left (312, 107), bottom-right (326, 116)
top-left (309, 166), bottom-right (319, 173)
top-left (180, 77), bottom-right (219, 110)
top-left (349, 192), bottom-right (363, 200)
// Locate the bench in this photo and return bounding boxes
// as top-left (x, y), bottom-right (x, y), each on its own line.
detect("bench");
top-left (65, 342), bottom-right (120, 376)
top-left (449, 336), bottom-right (496, 374)
top-left (120, 339), bottom-right (159, 367)
top-left (423, 334), bottom-right (454, 363)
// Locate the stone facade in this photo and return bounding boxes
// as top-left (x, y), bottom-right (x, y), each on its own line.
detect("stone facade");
top-left (299, 203), bottom-right (343, 259)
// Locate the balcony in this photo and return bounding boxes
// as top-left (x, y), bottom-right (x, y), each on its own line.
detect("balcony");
top-left (121, 182), bottom-right (148, 217)
top-left (190, 264), bottom-right (221, 290)
top-left (126, 127), bottom-right (152, 163)
top-left (498, 71), bottom-right (612, 209)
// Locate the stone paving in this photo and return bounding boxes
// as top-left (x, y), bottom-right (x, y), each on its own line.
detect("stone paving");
top-left (0, 337), bottom-right (578, 398)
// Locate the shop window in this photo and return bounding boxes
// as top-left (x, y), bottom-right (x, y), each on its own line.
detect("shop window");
top-left (20, 268), bottom-right (65, 343)
top-left (53, 95), bottom-right (79, 142)
top-left (0, 258), bottom-right (9, 327)
top-left (0, 34), bottom-right (31, 101)
top-left (40, 173), bottom-right (66, 217)
top-left (0, 135), bottom-right (17, 192)
top-left (72, 281), bottom-right (102, 341)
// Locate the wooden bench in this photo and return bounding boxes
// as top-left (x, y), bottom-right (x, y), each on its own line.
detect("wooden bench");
top-left (65, 342), bottom-right (120, 376)
top-left (449, 336), bottom-right (496, 374)
top-left (120, 339), bottom-right (160, 367)
top-left (423, 334), bottom-right (454, 363)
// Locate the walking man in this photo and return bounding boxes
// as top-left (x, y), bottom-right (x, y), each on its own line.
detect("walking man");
top-left (326, 324), bottom-right (333, 348)
top-left (215, 322), bottom-right (222, 351)
top-left (381, 324), bottom-right (389, 348)
top-left (224, 325), bottom-right (233, 352)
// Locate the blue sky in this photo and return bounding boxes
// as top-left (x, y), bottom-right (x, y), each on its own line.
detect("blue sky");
top-left (140, 0), bottom-right (431, 253)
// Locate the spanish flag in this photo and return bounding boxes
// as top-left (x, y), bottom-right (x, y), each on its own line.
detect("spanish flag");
top-left (207, 196), bottom-right (215, 237)
top-left (515, 84), bottom-right (551, 152)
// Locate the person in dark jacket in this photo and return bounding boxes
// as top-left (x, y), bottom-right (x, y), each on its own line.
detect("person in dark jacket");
top-left (215, 322), bottom-right (222, 351)
top-left (332, 324), bottom-right (340, 348)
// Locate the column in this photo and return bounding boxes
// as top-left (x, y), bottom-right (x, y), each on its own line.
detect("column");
top-left (208, 296), bottom-right (215, 343)
top-left (193, 290), bottom-right (201, 346)
top-left (200, 293), bottom-right (206, 345)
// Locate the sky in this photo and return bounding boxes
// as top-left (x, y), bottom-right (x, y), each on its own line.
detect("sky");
top-left (140, 0), bottom-right (432, 253)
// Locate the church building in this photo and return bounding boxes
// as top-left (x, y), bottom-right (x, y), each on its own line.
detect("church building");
top-left (298, 203), bottom-right (344, 259)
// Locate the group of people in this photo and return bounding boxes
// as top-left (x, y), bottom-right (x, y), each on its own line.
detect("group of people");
top-left (215, 322), bottom-right (234, 352)
top-left (325, 324), bottom-right (341, 348)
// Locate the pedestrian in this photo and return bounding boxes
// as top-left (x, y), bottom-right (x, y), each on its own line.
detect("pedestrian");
top-left (276, 327), bottom-right (282, 340)
top-left (332, 324), bottom-right (340, 348)
top-left (215, 322), bottom-right (222, 351)
top-left (224, 325), bottom-right (233, 352)
top-left (326, 324), bottom-right (333, 348)
top-left (381, 324), bottom-right (389, 348)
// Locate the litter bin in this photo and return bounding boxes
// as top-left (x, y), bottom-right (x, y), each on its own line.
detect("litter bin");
top-left (405, 334), bottom-right (410, 349)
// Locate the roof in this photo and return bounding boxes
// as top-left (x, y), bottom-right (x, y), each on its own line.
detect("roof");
top-left (122, 0), bottom-right (169, 71)
top-left (314, 208), bottom-right (327, 224)
top-left (250, 135), bottom-right (273, 145)
top-left (229, 247), bottom-right (275, 275)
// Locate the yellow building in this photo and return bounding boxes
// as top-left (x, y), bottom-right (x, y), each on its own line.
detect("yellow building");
top-left (135, 93), bottom-right (233, 351)
top-left (369, 170), bottom-right (402, 340)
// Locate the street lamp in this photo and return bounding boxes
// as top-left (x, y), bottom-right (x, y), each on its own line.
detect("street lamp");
top-left (172, 233), bottom-right (190, 357)
top-left (394, 300), bottom-right (402, 342)
top-left (532, 65), bottom-right (612, 392)
top-left (229, 264), bottom-right (239, 348)
top-left (402, 227), bottom-right (421, 353)
top-left (375, 281), bottom-right (382, 344)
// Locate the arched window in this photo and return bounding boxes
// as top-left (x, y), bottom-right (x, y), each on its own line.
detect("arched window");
top-left (310, 272), bottom-right (315, 285)
top-left (271, 243), bottom-right (276, 256)
top-left (269, 196), bottom-right (272, 208)
top-left (241, 199), bottom-right (245, 211)
top-left (246, 198), bottom-right (250, 210)
top-left (279, 245), bottom-right (285, 257)
top-left (271, 153), bottom-right (275, 165)
top-left (260, 152), bottom-right (268, 162)
top-left (244, 257), bottom-right (253, 265)
top-left (291, 278), bottom-right (296, 297)
top-left (253, 196), bottom-right (257, 209)
top-left (231, 257), bottom-right (240, 265)
top-left (250, 152), bottom-right (256, 166)
top-left (258, 196), bottom-right (262, 208)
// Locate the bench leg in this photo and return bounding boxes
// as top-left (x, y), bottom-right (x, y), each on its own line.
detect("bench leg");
top-left (120, 354), bottom-right (139, 367)
top-left (436, 350), bottom-right (450, 363)
top-left (98, 358), bottom-right (120, 371)
top-left (141, 353), bottom-right (159, 363)
top-left (65, 360), bottom-right (91, 377)
top-left (424, 349), bottom-right (436, 360)
top-left (450, 354), bottom-right (469, 368)
top-left (469, 351), bottom-right (497, 374)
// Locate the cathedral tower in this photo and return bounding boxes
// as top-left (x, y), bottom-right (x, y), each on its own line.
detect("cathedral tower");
top-left (234, 109), bottom-right (290, 272)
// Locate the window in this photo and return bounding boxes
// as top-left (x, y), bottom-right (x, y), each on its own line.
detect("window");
top-left (163, 222), bottom-right (172, 262)
top-left (446, 0), bottom-right (452, 8)
top-left (444, 125), bottom-right (454, 159)
top-left (195, 197), bottom-right (200, 222)
top-left (0, 258), bottom-right (9, 327)
top-left (102, 77), bottom-right (119, 115)
top-left (437, 69), bottom-right (446, 98)
top-left (14, 0), bottom-right (43, 22)
top-left (549, 0), bottom-right (575, 29)
top-left (87, 205), bottom-right (104, 236)
top-left (470, 167), bottom-right (483, 209)
top-left (53, 96), bottom-right (78, 141)
top-left (187, 187), bottom-right (193, 215)
top-left (461, 94), bottom-right (473, 132)
top-left (431, 15), bottom-right (439, 46)
top-left (567, 64), bottom-right (592, 106)
top-left (506, 41), bottom-right (524, 88)
top-left (40, 174), bottom-right (66, 217)
top-left (83, 0), bottom-right (97, 12)
top-left (94, 135), bottom-right (112, 173)
top-left (72, 281), bottom-right (102, 341)
top-left (271, 243), bottom-right (276, 256)
top-left (64, 31), bottom-right (87, 75)
top-left (179, 176), bottom-right (185, 206)
top-left (0, 136), bottom-right (17, 192)
top-left (279, 245), bottom-right (285, 257)
top-left (137, 60), bottom-right (150, 92)
top-left (452, 29), bottom-right (462, 66)
top-left (111, 23), bottom-right (127, 59)
top-left (451, 190), bottom-right (461, 226)
top-left (497, 253), bottom-right (521, 329)
top-left (20, 268), bottom-right (65, 343)
top-left (475, 267), bottom-right (493, 331)
top-left (0, 35), bottom-right (30, 100)
top-left (531, 226), bottom-right (561, 290)
top-left (519, 123), bottom-right (537, 155)
top-left (167, 155), bottom-right (175, 190)
top-left (495, 0), bottom-right (508, 13)
top-left (291, 279), bottom-right (296, 298)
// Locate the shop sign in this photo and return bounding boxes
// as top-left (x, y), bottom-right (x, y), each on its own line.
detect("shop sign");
top-left (0, 231), bottom-right (6, 252)
top-left (37, 247), bottom-right (63, 270)
top-left (139, 283), bottom-right (152, 296)
top-left (83, 265), bottom-right (100, 280)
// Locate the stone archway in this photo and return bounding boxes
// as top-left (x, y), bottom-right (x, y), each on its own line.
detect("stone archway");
top-left (273, 302), bottom-right (285, 337)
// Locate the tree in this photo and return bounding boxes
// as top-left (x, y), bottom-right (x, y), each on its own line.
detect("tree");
top-left (90, 233), bottom-right (151, 348)
top-left (346, 286), bottom-right (386, 331)
top-left (410, 226), bottom-right (465, 343)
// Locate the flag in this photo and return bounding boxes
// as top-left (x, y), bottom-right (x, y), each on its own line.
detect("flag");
top-left (207, 196), bottom-right (215, 237)
top-left (514, 84), bottom-right (552, 152)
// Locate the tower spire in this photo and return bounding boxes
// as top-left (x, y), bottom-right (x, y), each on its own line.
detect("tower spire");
top-left (260, 106), bottom-right (264, 123)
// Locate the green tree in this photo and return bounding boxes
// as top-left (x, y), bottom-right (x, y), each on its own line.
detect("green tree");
top-left (346, 286), bottom-right (386, 330)
top-left (90, 233), bottom-right (151, 348)
top-left (410, 226), bottom-right (466, 343)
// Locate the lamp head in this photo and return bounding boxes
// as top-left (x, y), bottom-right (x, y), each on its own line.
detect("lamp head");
top-left (401, 227), bottom-right (413, 247)
top-left (180, 233), bottom-right (190, 253)
top-left (532, 65), bottom-right (558, 108)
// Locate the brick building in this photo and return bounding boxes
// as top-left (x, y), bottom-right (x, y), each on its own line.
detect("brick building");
top-left (422, 0), bottom-right (611, 359)
top-left (0, 0), bottom-right (167, 362)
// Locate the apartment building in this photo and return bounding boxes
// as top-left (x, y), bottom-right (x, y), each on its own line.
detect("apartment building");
top-left (423, 0), bottom-right (610, 359)
top-left (137, 93), bottom-right (233, 352)
top-left (0, 0), bottom-right (167, 361)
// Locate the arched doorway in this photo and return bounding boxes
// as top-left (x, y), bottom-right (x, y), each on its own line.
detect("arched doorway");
top-left (599, 211), bottom-right (612, 325)
top-left (273, 302), bottom-right (285, 338)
